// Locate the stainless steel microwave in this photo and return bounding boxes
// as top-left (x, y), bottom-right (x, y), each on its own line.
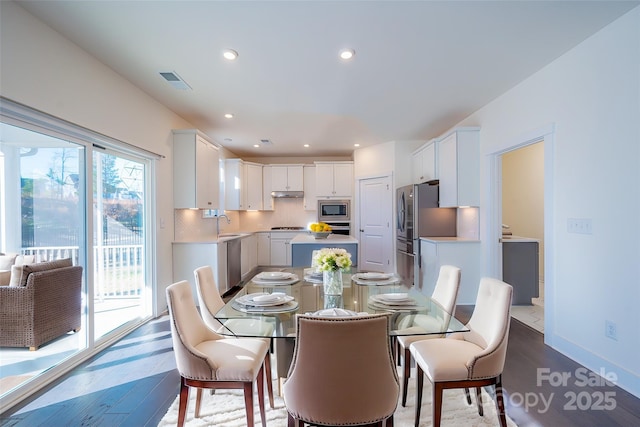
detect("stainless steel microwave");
top-left (317, 199), bottom-right (350, 222)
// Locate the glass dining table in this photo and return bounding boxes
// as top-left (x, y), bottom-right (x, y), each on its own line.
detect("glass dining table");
top-left (214, 267), bottom-right (469, 384)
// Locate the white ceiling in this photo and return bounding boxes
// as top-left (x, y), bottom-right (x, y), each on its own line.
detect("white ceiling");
top-left (16, 1), bottom-right (639, 157)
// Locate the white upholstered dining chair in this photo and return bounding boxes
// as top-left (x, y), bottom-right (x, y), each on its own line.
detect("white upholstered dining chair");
top-left (410, 277), bottom-right (513, 427)
top-left (283, 314), bottom-right (399, 427)
top-left (194, 265), bottom-right (275, 407)
top-left (166, 280), bottom-right (271, 427)
top-left (397, 264), bottom-right (461, 406)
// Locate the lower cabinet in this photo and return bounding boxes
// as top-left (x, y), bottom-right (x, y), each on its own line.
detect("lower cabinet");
top-left (269, 232), bottom-right (302, 266)
top-left (419, 239), bottom-right (481, 304)
top-left (257, 232), bottom-right (271, 266)
top-left (502, 240), bottom-right (539, 305)
top-left (172, 242), bottom-right (226, 304)
top-left (240, 234), bottom-right (258, 279)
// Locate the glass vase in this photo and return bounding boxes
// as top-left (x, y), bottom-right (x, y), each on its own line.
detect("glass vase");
top-left (323, 269), bottom-right (343, 296)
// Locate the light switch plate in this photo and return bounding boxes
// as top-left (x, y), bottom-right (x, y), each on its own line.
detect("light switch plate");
top-left (567, 218), bottom-right (592, 234)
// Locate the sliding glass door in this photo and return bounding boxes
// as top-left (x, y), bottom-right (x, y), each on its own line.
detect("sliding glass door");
top-left (93, 150), bottom-right (149, 338)
top-left (0, 110), bottom-right (154, 407)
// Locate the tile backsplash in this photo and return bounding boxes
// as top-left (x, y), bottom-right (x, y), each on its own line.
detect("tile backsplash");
top-left (174, 198), bottom-right (318, 241)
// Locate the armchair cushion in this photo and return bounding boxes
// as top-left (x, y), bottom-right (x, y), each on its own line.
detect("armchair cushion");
top-left (17, 258), bottom-right (73, 287)
top-left (0, 253), bottom-right (18, 270)
top-left (411, 338), bottom-right (483, 381)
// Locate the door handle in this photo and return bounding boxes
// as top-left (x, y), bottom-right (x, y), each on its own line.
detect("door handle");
top-left (397, 250), bottom-right (414, 257)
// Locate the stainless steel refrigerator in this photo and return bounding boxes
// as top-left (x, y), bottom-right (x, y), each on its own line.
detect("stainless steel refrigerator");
top-left (396, 181), bottom-right (457, 289)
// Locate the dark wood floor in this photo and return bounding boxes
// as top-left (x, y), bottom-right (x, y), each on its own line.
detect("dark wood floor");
top-left (1, 306), bottom-right (639, 426)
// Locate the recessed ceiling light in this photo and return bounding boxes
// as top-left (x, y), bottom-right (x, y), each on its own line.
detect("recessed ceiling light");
top-left (253, 144), bottom-right (260, 148)
top-left (303, 144), bottom-right (310, 148)
top-left (224, 113), bottom-right (234, 119)
top-left (354, 143), bottom-right (360, 147)
top-left (223, 49), bottom-right (238, 60)
top-left (339, 48), bottom-right (355, 60)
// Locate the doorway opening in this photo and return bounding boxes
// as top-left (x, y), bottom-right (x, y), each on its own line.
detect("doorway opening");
top-left (501, 141), bottom-right (545, 333)
top-left (489, 124), bottom-right (554, 337)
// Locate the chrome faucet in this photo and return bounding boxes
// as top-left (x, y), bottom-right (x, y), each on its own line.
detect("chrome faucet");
top-left (215, 213), bottom-right (231, 235)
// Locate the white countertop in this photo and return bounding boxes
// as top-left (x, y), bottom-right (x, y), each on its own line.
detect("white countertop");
top-left (502, 236), bottom-right (540, 243)
top-left (420, 237), bottom-right (481, 243)
top-left (290, 234), bottom-right (359, 244)
top-left (173, 232), bottom-right (252, 244)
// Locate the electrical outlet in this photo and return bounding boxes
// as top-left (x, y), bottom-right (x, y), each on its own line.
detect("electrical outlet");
top-left (605, 320), bottom-right (617, 340)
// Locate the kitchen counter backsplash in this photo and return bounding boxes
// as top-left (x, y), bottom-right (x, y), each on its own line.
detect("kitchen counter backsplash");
top-left (174, 209), bottom-right (239, 241)
top-left (174, 198), bottom-right (317, 241)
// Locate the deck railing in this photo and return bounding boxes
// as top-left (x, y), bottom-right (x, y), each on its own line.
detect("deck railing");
top-left (21, 245), bottom-right (144, 301)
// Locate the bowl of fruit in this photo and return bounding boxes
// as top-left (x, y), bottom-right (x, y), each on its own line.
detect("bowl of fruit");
top-left (309, 222), bottom-right (332, 239)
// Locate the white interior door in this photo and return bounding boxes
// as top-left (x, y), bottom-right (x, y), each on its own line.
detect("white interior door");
top-left (358, 175), bottom-right (393, 272)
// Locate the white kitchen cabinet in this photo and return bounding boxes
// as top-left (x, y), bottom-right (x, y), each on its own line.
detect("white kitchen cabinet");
top-left (303, 165), bottom-right (317, 210)
top-left (419, 238), bottom-right (481, 304)
top-left (257, 232), bottom-right (271, 265)
top-left (269, 232), bottom-right (301, 266)
top-left (412, 140), bottom-right (436, 184)
top-left (314, 161), bottom-right (353, 198)
top-left (271, 165), bottom-right (304, 192)
top-left (244, 162), bottom-right (263, 210)
top-left (224, 159), bottom-right (245, 210)
top-left (240, 234), bottom-right (258, 279)
top-left (262, 166), bottom-right (274, 211)
top-left (172, 242), bottom-right (226, 304)
top-left (437, 128), bottom-right (480, 207)
top-left (172, 129), bottom-right (220, 209)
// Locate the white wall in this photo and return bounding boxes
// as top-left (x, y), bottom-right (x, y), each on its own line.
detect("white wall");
top-left (458, 6), bottom-right (640, 396)
top-left (0, 1), bottom-right (191, 313)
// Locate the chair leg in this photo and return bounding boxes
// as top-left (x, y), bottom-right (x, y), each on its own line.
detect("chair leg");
top-left (264, 352), bottom-right (275, 408)
top-left (195, 387), bottom-right (203, 418)
top-left (475, 386), bottom-right (483, 416)
top-left (414, 365), bottom-right (424, 427)
top-left (177, 379), bottom-right (190, 427)
top-left (257, 365), bottom-right (266, 427)
top-left (243, 382), bottom-right (255, 427)
top-left (433, 382), bottom-right (444, 427)
top-left (401, 347), bottom-right (411, 407)
top-left (495, 375), bottom-right (508, 427)
top-left (386, 414), bottom-right (394, 426)
top-left (464, 387), bottom-right (472, 404)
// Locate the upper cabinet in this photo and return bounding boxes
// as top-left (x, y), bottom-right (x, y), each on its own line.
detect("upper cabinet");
top-left (271, 165), bottom-right (304, 191)
top-left (437, 128), bottom-right (480, 208)
top-left (262, 165), bottom-right (274, 211)
top-left (224, 159), bottom-right (245, 210)
top-left (244, 162), bottom-right (263, 210)
top-left (173, 129), bottom-right (220, 209)
top-left (315, 161), bottom-right (353, 198)
top-left (303, 165), bottom-right (317, 210)
top-left (412, 141), bottom-right (436, 184)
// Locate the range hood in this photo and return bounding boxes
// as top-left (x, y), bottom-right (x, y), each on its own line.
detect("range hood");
top-left (271, 191), bottom-right (304, 198)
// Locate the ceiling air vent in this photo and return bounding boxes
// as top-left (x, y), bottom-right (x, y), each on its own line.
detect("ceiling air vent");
top-left (159, 71), bottom-right (192, 90)
top-left (260, 139), bottom-right (273, 146)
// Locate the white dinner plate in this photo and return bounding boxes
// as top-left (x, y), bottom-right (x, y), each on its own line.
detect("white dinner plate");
top-left (356, 272), bottom-right (394, 280)
top-left (379, 292), bottom-right (409, 301)
top-left (369, 293), bottom-right (417, 305)
top-left (236, 292), bottom-right (294, 307)
top-left (255, 271), bottom-right (294, 281)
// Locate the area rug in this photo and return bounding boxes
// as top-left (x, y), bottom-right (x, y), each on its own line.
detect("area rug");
top-left (158, 368), bottom-right (518, 427)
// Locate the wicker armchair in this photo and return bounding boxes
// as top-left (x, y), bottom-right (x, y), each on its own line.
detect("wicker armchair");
top-left (0, 261), bottom-right (83, 350)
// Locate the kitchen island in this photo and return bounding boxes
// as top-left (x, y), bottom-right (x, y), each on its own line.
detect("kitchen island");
top-left (290, 233), bottom-right (358, 267)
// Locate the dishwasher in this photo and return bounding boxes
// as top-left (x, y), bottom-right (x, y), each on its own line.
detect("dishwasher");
top-left (225, 238), bottom-right (242, 293)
